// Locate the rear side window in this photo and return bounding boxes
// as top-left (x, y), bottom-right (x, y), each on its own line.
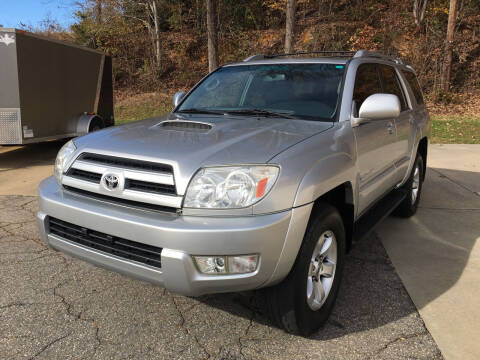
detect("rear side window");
top-left (402, 71), bottom-right (424, 105)
top-left (353, 63), bottom-right (382, 116)
top-left (379, 65), bottom-right (408, 111)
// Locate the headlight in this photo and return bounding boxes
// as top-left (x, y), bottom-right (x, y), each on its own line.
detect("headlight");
top-left (184, 166), bottom-right (279, 208)
top-left (54, 140), bottom-right (76, 184)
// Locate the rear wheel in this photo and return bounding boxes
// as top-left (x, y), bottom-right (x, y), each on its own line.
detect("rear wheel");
top-left (393, 153), bottom-right (424, 218)
top-left (261, 203), bottom-right (346, 336)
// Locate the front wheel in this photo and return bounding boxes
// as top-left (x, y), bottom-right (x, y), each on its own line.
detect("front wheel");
top-left (261, 203), bottom-right (346, 336)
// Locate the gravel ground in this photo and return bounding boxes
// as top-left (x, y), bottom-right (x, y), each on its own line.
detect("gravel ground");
top-left (0, 195), bottom-right (443, 360)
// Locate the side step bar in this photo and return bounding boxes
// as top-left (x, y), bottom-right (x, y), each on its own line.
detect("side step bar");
top-left (352, 189), bottom-right (408, 243)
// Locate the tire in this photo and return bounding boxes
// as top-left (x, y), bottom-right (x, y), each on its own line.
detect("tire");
top-left (261, 203), bottom-right (346, 336)
top-left (393, 153), bottom-right (424, 218)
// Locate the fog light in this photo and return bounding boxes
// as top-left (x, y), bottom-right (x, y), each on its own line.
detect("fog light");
top-left (193, 255), bottom-right (259, 275)
top-left (194, 256), bottom-right (227, 274)
top-left (228, 255), bottom-right (258, 274)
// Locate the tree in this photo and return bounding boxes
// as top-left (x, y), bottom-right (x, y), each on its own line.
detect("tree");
top-left (148, 0), bottom-right (162, 70)
top-left (413, 0), bottom-right (427, 31)
top-left (285, 0), bottom-right (297, 53)
top-left (129, 0), bottom-right (163, 71)
top-left (442, 0), bottom-right (457, 92)
top-left (206, 0), bottom-right (218, 72)
top-left (95, 0), bottom-right (102, 24)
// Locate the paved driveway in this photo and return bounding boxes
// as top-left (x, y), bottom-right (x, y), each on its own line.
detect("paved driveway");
top-left (377, 144), bottom-right (480, 360)
top-left (0, 143), bottom-right (442, 359)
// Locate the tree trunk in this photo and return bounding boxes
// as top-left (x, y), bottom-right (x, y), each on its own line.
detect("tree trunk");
top-left (151, 0), bottom-right (161, 70)
top-left (413, 0), bottom-right (428, 31)
top-left (206, 0), bottom-right (218, 72)
top-left (285, 0), bottom-right (297, 53)
top-left (95, 0), bottom-right (102, 25)
top-left (442, 0), bottom-right (457, 92)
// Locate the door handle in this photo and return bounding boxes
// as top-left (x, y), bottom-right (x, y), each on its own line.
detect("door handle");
top-left (387, 122), bottom-right (394, 134)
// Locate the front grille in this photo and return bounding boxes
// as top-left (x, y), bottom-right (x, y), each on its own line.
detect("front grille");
top-left (125, 179), bottom-right (176, 195)
top-left (63, 186), bottom-right (178, 214)
top-left (65, 168), bottom-right (177, 196)
top-left (48, 217), bottom-right (162, 268)
top-left (64, 152), bottom-right (182, 209)
top-left (79, 153), bottom-right (173, 174)
top-left (69, 168), bottom-right (102, 183)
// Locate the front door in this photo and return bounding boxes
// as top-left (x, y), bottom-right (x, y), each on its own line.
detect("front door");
top-left (378, 64), bottom-right (413, 183)
top-left (352, 63), bottom-right (398, 216)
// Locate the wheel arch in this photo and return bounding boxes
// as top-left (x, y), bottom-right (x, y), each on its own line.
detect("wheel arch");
top-left (263, 181), bottom-right (355, 287)
top-left (417, 137), bottom-right (428, 181)
top-left (76, 113), bottom-right (104, 135)
top-left (309, 182), bottom-right (355, 252)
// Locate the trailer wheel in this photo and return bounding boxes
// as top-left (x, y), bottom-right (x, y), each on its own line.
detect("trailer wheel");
top-left (88, 118), bottom-right (104, 133)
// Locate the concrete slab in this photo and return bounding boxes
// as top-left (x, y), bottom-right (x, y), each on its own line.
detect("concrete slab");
top-left (427, 144), bottom-right (480, 193)
top-left (377, 144), bottom-right (480, 360)
top-left (0, 142), bottom-right (63, 195)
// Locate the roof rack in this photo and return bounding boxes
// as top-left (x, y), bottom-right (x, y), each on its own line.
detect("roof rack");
top-left (243, 51), bottom-right (355, 62)
top-left (243, 50), bottom-right (403, 64)
top-left (353, 50), bottom-right (403, 64)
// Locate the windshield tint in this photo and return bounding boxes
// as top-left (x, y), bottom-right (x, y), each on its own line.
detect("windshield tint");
top-left (177, 64), bottom-right (345, 121)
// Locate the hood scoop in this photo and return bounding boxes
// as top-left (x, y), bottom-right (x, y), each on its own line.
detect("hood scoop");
top-left (157, 120), bottom-right (213, 132)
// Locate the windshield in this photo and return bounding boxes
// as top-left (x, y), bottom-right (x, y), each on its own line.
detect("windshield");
top-left (177, 64), bottom-right (345, 121)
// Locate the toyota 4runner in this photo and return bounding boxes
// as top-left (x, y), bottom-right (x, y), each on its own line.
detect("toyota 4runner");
top-left (37, 50), bottom-right (430, 336)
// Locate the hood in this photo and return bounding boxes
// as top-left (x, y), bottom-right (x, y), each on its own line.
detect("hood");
top-left (73, 113), bottom-right (333, 192)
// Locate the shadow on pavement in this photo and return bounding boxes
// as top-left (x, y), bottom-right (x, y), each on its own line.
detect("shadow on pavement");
top-left (0, 141), bottom-right (66, 170)
top-left (196, 167), bottom-right (479, 338)
top-left (196, 231), bottom-right (418, 339)
top-left (379, 167), bottom-right (480, 310)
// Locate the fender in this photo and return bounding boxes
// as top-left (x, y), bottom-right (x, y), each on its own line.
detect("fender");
top-left (76, 114), bottom-right (103, 135)
top-left (397, 113), bottom-right (430, 187)
top-left (263, 152), bottom-right (356, 286)
top-left (293, 152), bottom-right (356, 208)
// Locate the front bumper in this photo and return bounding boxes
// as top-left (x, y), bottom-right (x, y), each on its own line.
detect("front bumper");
top-left (37, 177), bottom-right (307, 296)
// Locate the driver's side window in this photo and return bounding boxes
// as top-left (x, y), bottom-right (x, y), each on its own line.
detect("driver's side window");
top-left (352, 63), bottom-right (382, 117)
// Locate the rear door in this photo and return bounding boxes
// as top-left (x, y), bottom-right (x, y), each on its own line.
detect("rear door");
top-left (378, 64), bottom-right (413, 182)
top-left (352, 63), bottom-right (398, 215)
top-left (403, 70), bottom-right (429, 128)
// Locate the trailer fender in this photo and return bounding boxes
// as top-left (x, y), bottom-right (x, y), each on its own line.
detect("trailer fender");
top-left (76, 114), bottom-right (104, 135)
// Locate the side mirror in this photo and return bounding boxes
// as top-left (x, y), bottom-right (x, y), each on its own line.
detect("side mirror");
top-left (352, 93), bottom-right (400, 127)
top-left (173, 91), bottom-right (186, 107)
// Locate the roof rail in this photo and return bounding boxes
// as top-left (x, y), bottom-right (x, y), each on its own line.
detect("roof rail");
top-left (243, 54), bottom-right (268, 61)
top-left (353, 50), bottom-right (403, 64)
top-left (243, 51), bottom-right (356, 62)
top-left (243, 50), bottom-right (404, 65)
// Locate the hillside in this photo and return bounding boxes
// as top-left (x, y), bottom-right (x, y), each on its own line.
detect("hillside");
top-left (63, 0), bottom-right (479, 100)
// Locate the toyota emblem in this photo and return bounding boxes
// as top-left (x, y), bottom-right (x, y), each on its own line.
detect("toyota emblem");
top-left (103, 173), bottom-right (119, 190)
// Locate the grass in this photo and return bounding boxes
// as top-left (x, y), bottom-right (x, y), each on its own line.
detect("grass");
top-left (113, 93), bottom-right (480, 144)
top-left (114, 92), bottom-right (173, 125)
top-left (431, 116), bottom-right (480, 144)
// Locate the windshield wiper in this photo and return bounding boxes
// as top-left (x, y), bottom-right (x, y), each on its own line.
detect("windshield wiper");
top-left (225, 109), bottom-right (297, 120)
top-left (176, 108), bottom-right (225, 115)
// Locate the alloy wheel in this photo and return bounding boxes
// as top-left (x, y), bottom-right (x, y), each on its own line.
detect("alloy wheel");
top-left (306, 230), bottom-right (337, 311)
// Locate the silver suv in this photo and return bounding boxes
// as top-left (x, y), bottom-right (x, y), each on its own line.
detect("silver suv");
top-left (37, 50), bottom-right (429, 336)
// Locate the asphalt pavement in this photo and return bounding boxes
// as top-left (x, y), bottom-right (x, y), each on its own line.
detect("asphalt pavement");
top-left (0, 142), bottom-right (443, 359)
